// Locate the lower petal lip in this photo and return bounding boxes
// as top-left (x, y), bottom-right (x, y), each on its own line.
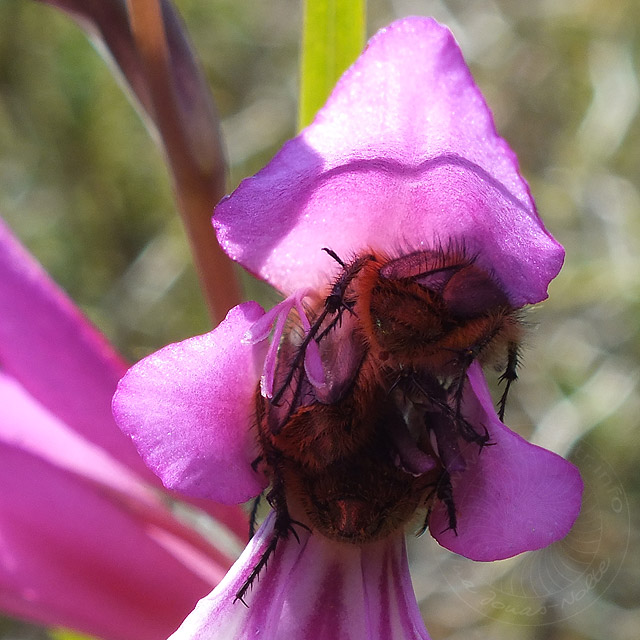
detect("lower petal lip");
top-left (430, 363), bottom-right (584, 561)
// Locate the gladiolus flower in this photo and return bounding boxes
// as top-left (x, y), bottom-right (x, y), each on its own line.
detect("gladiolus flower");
top-left (0, 219), bottom-right (247, 640)
top-left (114, 17), bottom-right (583, 639)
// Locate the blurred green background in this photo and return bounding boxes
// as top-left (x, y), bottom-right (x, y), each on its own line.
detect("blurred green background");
top-left (1, 0), bottom-right (639, 638)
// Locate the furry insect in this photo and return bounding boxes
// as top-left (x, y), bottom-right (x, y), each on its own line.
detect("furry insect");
top-left (235, 245), bottom-right (522, 604)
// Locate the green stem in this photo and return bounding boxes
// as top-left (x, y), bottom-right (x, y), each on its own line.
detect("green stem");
top-left (299, 0), bottom-right (366, 130)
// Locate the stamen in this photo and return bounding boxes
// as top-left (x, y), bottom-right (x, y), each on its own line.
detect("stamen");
top-left (260, 307), bottom-right (289, 398)
top-left (390, 422), bottom-right (437, 475)
top-left (242, 288), bottom-right (327, 398)
top-left (292, 295), bottom-right (326, 389)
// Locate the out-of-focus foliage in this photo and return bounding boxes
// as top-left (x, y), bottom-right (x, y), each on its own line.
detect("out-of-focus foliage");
top-left (1, 0), bottom-right (638, 639)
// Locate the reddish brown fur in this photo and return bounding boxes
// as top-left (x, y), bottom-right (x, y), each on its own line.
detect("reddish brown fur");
top-left (255, 369), bottom-right (438, 543)
top-left (238, 246), bottom-right (524, 601)
top-left (354, 249), bottom-right (521, 376)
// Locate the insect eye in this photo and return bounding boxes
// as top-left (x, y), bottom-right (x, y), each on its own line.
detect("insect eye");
top-left (442, 266), bottom-right (510, 318)
top-left (413, 267), bottom-right (459, 293)
top-left (378, 250), bottom-right (466, 294)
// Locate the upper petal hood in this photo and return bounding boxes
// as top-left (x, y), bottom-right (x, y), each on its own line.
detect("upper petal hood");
top-left (215, 17), bottom-right (563, 305)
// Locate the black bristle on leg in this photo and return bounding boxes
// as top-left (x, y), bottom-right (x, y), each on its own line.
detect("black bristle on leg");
top-left (234, 466), bottom-right (310, 606)
top-left (498, 341), bottom-right (520, 421)
top-left (417, 484), bottom-right (437, 537)
top-left (418, 470), bottom-right (458, 537)
top-left (436, 470), bottom-right (458, 535)
top-left (234, 509), bottom-right (310, 606)
top-left (234, 529), bottom-right (279, 607)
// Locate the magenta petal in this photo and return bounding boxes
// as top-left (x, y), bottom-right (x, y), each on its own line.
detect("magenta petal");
top-left (0, 219), bottom-right (147, 476)
top-left (170, 512), bottom-right (430, 640)
top-left (431, 365), bottom-right (583, 561)
top-left (113, 302), bottom-right (269, 504)
top-left (0, 370), bottom-right (235, 640)
top-left (215, 17), bottom-right (563, 305)
top-left (0, 441), bottom-right (225, 640)
top-left (0, 219), bottom-right (248, 536)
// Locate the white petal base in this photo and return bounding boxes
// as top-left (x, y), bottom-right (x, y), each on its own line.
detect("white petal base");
top-left (170, 512), bottom-right (430, 640)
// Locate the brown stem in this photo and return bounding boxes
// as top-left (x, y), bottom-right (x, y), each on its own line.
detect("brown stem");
top-left (126, 0), bottom-right (241, 325)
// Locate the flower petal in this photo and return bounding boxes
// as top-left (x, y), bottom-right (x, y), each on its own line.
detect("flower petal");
top-left (0, 370), bottom-right (239, 573)
top-left (170, 512), bottom-right (430, 640)
top-left (0, 440), bottom-right (225, 640)
top-left (215, 17), bottom-right (563, 305)
top-left (430, 364), bottom-right (583, 561)
top-left (0, 219), bottom-right (248, 535)
top-left (0, 285), bottom-right (243, 639)
top-left (1, 370), bottom-right (158, 504)
top-left (0, 218), bottom-right (144, 475)
top-left (113, 302), bottom-right (269, 504)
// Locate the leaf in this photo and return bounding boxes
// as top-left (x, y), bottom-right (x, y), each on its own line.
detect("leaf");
top-left (299, 0), bottom-right (366, 129)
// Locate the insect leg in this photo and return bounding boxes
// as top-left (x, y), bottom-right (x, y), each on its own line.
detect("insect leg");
top-left (497, 341), bottom-right (519, 421)
top-left (409, 373), bottom-right (491, 448)
top-left (436, 470), bottom-right (458, 535)
top-left (235, 504), bottom-right (288, 603)
top-left (419, 471), bottom-right (457, 536)
top-left (416, 484), bottom-right (438, 536)
top-left (248, 493), bottom-right (262, 540)
top-left (234, 464), bottom-right (309, 605)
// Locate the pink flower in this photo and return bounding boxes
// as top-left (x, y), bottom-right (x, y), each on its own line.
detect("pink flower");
top-left (0, 219), bottom-right (248, 640)
top-left (113, 17), bottom-right (583, 639)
